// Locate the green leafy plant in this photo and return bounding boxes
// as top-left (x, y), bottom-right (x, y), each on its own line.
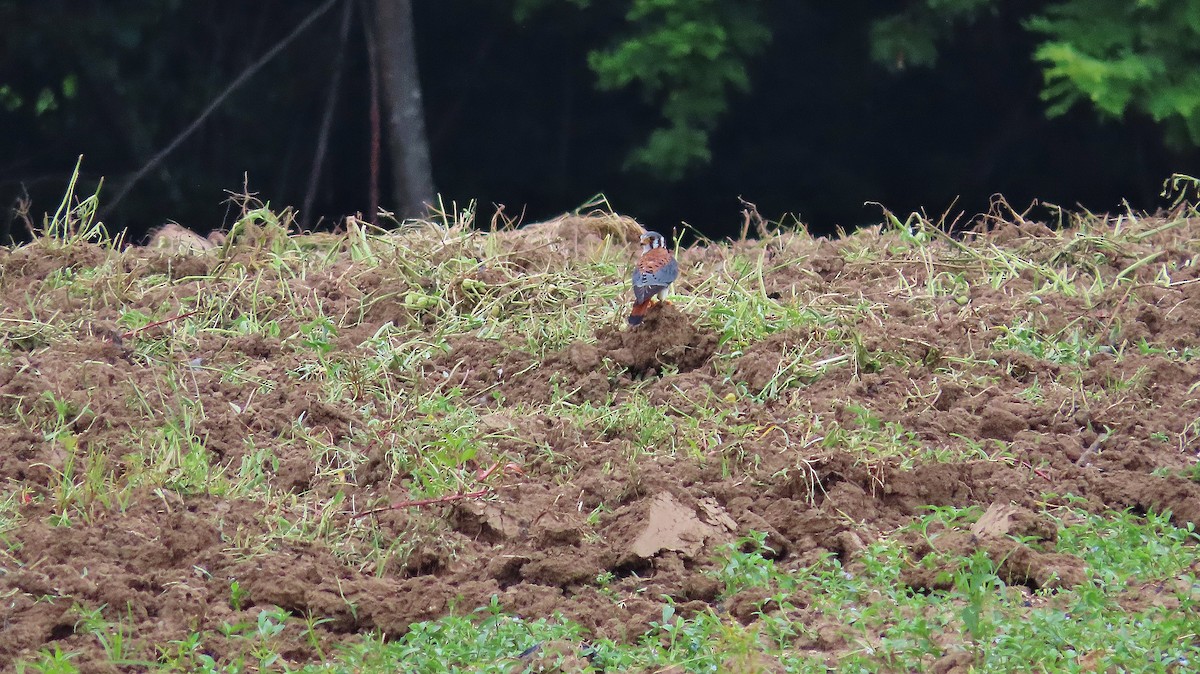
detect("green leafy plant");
top-left (873, 0), bottom-right (1200, 148)
top-left (519, 0), bottom-right (770, 179)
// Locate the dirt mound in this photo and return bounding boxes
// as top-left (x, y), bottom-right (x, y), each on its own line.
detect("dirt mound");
top-left (489, 212), bottom-right (645, 266)
top-left (900, 503), bottom-right (1088, 592)
top-left (594, 303), bottom-right (718, 376)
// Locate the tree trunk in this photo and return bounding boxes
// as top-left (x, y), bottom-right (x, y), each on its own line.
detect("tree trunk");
top-left (369, 0), bottom-right (435, 219)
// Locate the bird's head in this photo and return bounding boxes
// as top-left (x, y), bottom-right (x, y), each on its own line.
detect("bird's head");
top-left (640, 231), bottom-right (666, 253)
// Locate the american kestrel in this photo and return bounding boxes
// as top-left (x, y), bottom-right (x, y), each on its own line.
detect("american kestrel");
top-left (628, 230), bottom-right (679, 326)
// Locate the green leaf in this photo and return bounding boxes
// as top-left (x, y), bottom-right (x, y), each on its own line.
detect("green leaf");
top-left (0, 84), bottom-right (23, 111)
top-left (583, 0), bottom-right (770, 180)
top-left (876, 0), bottom-right (1200, 148)
top-left (34, 87), bottom-right (58, 115)
top-left (61, 74), bottom-right (78, 99)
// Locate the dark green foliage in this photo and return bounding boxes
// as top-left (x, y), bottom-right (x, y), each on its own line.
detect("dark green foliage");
top-left (873, 0), bottom-right (1200, 148)
top-left (1029, 0), bottom-right (1200, 147)
top-left (870, 0), bottom-right (996, 70)
top-left (519, 0), bottom-right (770, 180)
top-left (587, 0), bottom-right (770, 179)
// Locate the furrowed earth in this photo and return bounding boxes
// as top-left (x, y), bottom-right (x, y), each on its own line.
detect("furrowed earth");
top-left (0, 204), bottom-right (1198, 672)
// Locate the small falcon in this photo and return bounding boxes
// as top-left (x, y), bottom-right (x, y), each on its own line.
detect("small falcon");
top-left (628, 230), bottom-right (679, 326)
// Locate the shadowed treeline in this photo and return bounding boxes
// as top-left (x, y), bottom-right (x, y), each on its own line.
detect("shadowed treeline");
top-left (1, 0), bottom-right (1197, 242)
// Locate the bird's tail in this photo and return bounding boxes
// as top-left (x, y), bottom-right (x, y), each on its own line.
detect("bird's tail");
top-left (627, 299), bottom-right (653, 326)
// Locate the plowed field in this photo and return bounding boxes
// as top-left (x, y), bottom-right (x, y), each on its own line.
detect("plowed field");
top-left (1, 203), bottom-right (1198, 672)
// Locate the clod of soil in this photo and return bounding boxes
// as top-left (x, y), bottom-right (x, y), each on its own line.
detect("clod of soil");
top-left (613, 492), bottom-right (736, 564)
top-left (595, 303), bottom-right (718, 376)
top-left (901, 503), bottom-right (1087, 592)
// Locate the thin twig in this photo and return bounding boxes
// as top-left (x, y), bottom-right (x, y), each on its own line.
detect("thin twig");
top-left (738, 195), bottom-right (766, 240)
top-left (1076, 436), bottom-right (1104, 467)
top-left (103, 0), bottom-right (342, 215)
top-left (121, 310), bottom-right (199, 340)
top-left (351, 488), bottom-right (491, 519)
top-left (351, 461), bottom-right (523, 519)
top-left (1015, 460), bottom-right (1052, 481)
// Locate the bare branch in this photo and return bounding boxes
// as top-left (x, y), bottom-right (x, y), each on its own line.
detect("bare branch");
top-left (103, 0), bottom-right (343, 216)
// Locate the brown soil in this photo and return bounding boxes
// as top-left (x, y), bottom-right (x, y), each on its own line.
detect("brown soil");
top-left (1, 214), bottom-right (1199, 669)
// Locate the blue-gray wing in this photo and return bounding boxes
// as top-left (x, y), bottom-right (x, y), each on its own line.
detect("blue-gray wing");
top-left (631, 258), bottom-right (679, 303)
top-left (632, 257), bottom-right (678, 288)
